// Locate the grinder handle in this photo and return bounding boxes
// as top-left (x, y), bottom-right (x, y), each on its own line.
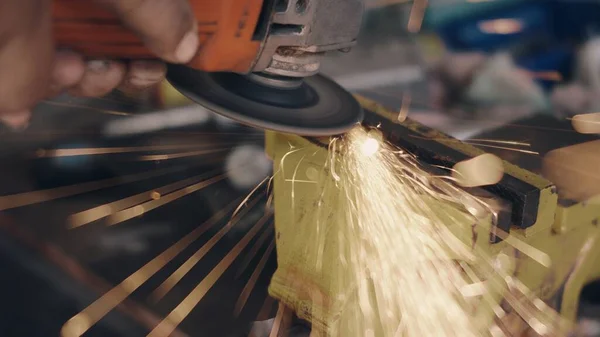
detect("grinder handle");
top-left (52, 0), bottom-right (264, 73)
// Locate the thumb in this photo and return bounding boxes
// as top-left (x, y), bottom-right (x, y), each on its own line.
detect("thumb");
top-left (98, 0), bottom-right (199, 64)
top-left (0, 0), bottom-right (54, 125)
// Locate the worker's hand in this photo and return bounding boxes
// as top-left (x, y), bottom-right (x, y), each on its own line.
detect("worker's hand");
top-left (0, 0), bottom-right (199, 129)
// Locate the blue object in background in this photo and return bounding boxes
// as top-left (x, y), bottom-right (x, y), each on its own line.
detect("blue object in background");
top-left (427, 0), bottom-right (600, 90)
top-left (435, 2), bottom-right (551, 53)
top-left (550, 1), bottom-right (600, 42)
top-left (515, 47), bottom-right (574, 91)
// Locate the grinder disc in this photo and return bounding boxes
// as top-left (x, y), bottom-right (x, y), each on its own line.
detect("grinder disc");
top-left (166, 64), bottom-right (363, 136)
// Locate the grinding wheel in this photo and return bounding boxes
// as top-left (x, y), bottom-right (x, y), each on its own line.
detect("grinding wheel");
top-left (166, 64), bottom-right (364, 136)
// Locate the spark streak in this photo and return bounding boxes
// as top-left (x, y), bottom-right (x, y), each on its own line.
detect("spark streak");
top-left (37, 143), bottom-right (225, 158)
top-left (408, 135), bottom-right (536, 154)
top-left (467, 142), bottom-right (540, 155)
top-left (322, 127), bottom-right (477, 337)
top-left (150, 199), bottom-right (266, 301)
top-left (61, 197), bottom-right (243, 337)
top-left (407, 0), bottom-right (427, 33)
top-left (0, 166), bottom-right (186, 211)
top-left (68, 171), bottom-right (220, 228)
top-left (236, 223), bottom-right (274, 278)
top-left (257, 296), bottom-right (277, 322)
top-left (397, 92), bottom-right (411, 122)
top-left (269, 304), bottom-right (291, 337)
top-left (278, 126), bottom-right (572, 337)
top-left (105, 174), bottom-right (227, 226)
top-left (492, 229), bottom-right (552, 268)
top-left (466, 139), bottom-right (531, 147)
top-left (572, 112), bottom-right (600, 134)
top-left (137, 148), bottom-right (229, 161)
top-left (234, 240), bottom-right (275, 317)
top-left (147, 211), bottom-right (271, 337)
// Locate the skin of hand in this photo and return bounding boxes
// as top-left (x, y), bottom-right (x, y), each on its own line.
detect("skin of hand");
top-left (0, 0), bottom-right (199, 129)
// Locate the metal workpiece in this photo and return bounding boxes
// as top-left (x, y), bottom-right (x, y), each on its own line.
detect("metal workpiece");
top-left (428, 171), bottom-right (513, 244)
top-left (354, 96), bottom-right (557, 234)
top-left (253, 0), bottom-right (365, 77)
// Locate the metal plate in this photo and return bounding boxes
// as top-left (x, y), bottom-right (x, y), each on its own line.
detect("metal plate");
top-left (166, 65), bottom-right (364, 136)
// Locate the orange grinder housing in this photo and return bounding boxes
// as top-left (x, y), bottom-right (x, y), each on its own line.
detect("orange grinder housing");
top-left (51, 0), bottom-right (365, 136)
top-left (53, 0), bottom-right (267, 73)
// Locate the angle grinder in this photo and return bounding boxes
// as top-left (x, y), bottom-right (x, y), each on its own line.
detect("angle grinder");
top-left (52, 0), bottom-right (365, 136)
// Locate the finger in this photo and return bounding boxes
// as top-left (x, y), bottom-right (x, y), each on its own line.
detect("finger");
top-left (0, 112), bottom-right (32, 131)
top-left (0, 0), bottom-right (53, 113)
top-left (69, 60), bottom-right (127, 97)
top-left (119, 60), bottom-right (166, 93)
top-left (47, 50), bottom-right (86, 97)
top-left (98, 0), bottom-right (199, 64)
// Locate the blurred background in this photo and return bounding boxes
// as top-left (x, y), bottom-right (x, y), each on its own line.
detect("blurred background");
top-left (2, 0), bottom-right (600, 336)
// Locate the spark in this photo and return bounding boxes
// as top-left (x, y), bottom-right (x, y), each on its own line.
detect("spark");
top-left (9, 225), bottom-right (184, 336)
top-left (460, 281), bottom-right (488, 298)
top-left (257, 296), bottom-right (277, 322)
top-left (283, 179), bottom-right (317, 184)
top-left (68, 172), bottom-right (219, 228)
top-left (452, 153), bottom-right (504, 188)
top-left (459, 262), bottom-right (506, 319)
top-left (360, 137), bottom-right (380, 157)
top-left (571, 112), bottom-right (600, 134)
top-left (61, 197), bottom-right (243, 337)
top-left (408, 135), bottom-right (535, 152)
top-left (473, 250), bottom-right (569, 336)
top-left (236, 223), bottom-right (274, 278)
top-left (397, 92), bottom-right (411, 123)
top-left (290, 154), bottom-right (308, 216)
top-left (147, 211), bottom-right (271, 337)
top-left (278, 148), bottom-right (305, 185)
top-left (0, 166), bottom-right (186, 211)
top-left (466, 142), bottom-right (540, 155)
top-left (492, 229), bottom-right (552, 268)
top-left (466, 139), bottom-right (531, 147)
top-left (416, 115), bottom-right (580, 135)
top-left (278, 126), bottom-right (573, 337)
top-left (407, 0), bottom-right (428, 33)
top-left (105, 174), bottom-right (227, 226)
top-left (36, 143), bottom-right (230, 158)
top-left (269, 304), bottom-right (291, 337)
top-left (232, 176), bottom-right (271, 220)
top-left (296, 126), bottom-right (479, 336)
top-left (137, 148), bottom-right (229, 161)
top-left (150, 200), bottom-right (267, 301)
top-left (234, 240), bottom-right (275, 317)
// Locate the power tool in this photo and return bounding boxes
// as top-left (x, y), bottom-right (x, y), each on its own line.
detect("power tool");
top-left (52, 0), bottom-right (365, 136)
